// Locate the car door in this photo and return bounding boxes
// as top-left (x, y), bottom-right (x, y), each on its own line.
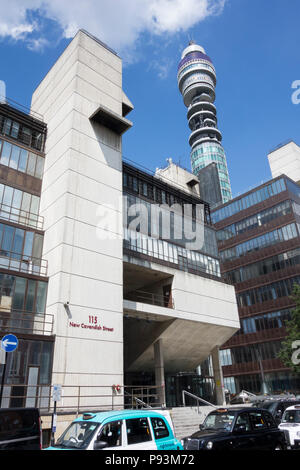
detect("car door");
top-left (248, 411), bottom-right (269, 450)
top-left (150, 416), bottom-right (179, 450)
top-left (125, 417), bottom-right (156, 450)
top-left (232, 412), bottom-right (256, 450)
top-left (94, 419), bottom-right (123, 450)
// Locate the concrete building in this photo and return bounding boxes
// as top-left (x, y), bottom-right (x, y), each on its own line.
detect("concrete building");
top-left (0, 30), bottom-right (240, 416)
top-left (177, 41), bottom-right (232, 206)
top-left (268, 140), bottom-right (300, 183)
top-left (212, 174), bottom-right (300, 395)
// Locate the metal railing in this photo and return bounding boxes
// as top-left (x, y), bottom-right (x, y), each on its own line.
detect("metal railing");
top-left (0, 310), bottom-right (54, 336)
top-left (0, 250), bottom-right (48, 277)
top-left (0, 203), bottom-right (44, 230)
top-left (0, 96), bottom-right (44, 121)
top-left (0, 384), bottom-right (165, 414)
top-left (124, 290), bottom-right (174, 308)
top-left (182, 390), bottom-right (218, 414)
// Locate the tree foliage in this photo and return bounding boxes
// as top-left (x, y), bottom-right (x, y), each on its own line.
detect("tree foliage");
top-left (278, 284), bottom-right (300, 374)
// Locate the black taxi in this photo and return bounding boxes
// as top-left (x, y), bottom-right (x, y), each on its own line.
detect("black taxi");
top-left (182, 407), bottom-right (287, 450)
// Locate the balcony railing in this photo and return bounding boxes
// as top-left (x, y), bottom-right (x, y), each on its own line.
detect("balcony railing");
top-left (0, 309), bottom-right (54, 336)
top-left (0, 250), bottom-right (48, 277)
top-left (0, 203), bottom-right (44, 230)
top-left (124, 290), bottom-right (174, 308)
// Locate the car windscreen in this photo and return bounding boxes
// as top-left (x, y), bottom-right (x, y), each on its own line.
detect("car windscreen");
top-left (282, 410), bottom-right (300, 424)
top-left (54, 421), bottom-right (99, 449)
top-left (202, 412), bottom-right (236, 432)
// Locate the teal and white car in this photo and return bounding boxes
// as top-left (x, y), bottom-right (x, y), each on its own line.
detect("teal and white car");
top-left (46, 409), bottom-right (183, 450)
top-left (278, 405), bottom-right (300, 450)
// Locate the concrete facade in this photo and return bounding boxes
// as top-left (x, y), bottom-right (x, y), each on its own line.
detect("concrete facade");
top-left (31, 31), bottom-right (129, 403)
top-left (268, 141), bottom-right (300, 182)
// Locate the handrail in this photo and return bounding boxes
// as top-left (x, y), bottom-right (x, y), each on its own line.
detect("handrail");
top-left (240, 389), bottom-right (257, 398)
top-left (182, 390), bottom-right (218, 413)
top-left (124, 390), bottom-right (152, 409)
top-left (0, 202), bottom-right (44, 230)
top-left (124, 289), bottom-right (174, 309)
top-left (0, 310), bottom-right (54, 335)
top-left (0, 250), bottom-right (48, 276)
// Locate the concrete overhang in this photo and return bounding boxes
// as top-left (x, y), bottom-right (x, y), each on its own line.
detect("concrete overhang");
top-left (90, 104), bottom-right (133, 135)
top-left (124, 300), bottom-right (240, 373)
top-left (122, 91), bottom-right (134, 117)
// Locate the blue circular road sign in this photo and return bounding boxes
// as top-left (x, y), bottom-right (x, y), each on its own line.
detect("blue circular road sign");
top-left (1, 334), bottom-right (18, 353)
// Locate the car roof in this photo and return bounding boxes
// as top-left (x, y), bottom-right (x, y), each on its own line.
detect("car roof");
top-left (284, 405), bottom-right (300, 412)
top-left (257, 398), bottom-right (300, 403)
top-left (209, 407), bottom-right (271, 414)
top-left (74, 409), bottom-right (168, 424)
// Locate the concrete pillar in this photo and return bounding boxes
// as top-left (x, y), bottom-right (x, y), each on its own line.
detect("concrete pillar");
top-left (154, 339), bottom-right (166, 407)
top-left (211, 346), bottom-right (226, 406)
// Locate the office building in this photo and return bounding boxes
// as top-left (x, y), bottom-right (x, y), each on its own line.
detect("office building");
top-left (212, 173), bottom-right (300, 394)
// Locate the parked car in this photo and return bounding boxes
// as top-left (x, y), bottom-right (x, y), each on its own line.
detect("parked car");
top-left (253, 398), bottom-right (300, 425)
top-left (46, 409), bottom-right (183, 450)
top-left (182, 407), bottom-right (286, 450)
top-left (0, 408), bottom-right (42, 450)
top-left (278, 405), bottom-right (300, 450)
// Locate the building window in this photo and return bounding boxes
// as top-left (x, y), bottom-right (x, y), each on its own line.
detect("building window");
top-left (0, 114), bottom-right (45, 152)
top-left (0, 139), bottom-right (44, 179)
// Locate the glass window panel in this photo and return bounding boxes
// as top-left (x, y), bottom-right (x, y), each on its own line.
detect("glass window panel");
top-left (21, 192), bottom-right (31, 212)
top-left (12, 228), bottom-right (24, 258)
top-left (12, 277), bottom-right (26, 311)
top-left (22, 127), bottom-right (31, 145)
top-left (12, 189), bottom-right (22, 210)
top-left (26, 153), bottom-right (37, 176)
top-left (1, 141), bottom-right (12, 166)
top-left (1, 225), bottom-right (14, 255)
top-left (9, 145), bottom-right (20, 169)
top-left (25, 280), bottom-right (36, 312)
top-left (18, 149), bottom-right (28, 172)
top-left (0, 184), bottom-right (4, 204)
top-left (30, 195), bottom-right (40, 215)
top-left (3, 186), bottom-right (13, 207)
top-left (23, 231), bottom-right (34, 259)
top-left (35, 156), bottom-right (44, 179)
top-left (36, 281), bottom-right (47, 314)
top-left (10, 122), bottom-right (19, 139)
top-left (3, 118), bottom-right (11, 135)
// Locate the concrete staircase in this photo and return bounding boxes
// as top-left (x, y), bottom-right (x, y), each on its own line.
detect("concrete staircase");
top-left (170, 406), bottom-right (215, 440)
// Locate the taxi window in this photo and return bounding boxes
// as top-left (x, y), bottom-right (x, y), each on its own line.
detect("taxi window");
top-left (126, 418), bottom-right (152, 445)
top-left (262, 412), bottom-right (276, 428)
top-left (235, 413), bottom-right (251, 431)
top-left (249, 412), bottom-right (267, 430)
top-left (151, 417), bottom-right (169, 440)
top-left (99, 420), bottom-right (122, 447)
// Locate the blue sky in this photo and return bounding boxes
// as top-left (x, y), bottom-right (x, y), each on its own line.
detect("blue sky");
top-left (0, 0), bottom-right (299, 198)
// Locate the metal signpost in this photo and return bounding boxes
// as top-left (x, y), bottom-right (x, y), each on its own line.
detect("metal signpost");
top-left (0, 334), bottom-right (18, 407)
top-left (51, 384), bottom-right (62, 446)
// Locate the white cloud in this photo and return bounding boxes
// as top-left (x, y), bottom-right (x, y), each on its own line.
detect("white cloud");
top-left (0, 0), bottom-right (226, 54)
